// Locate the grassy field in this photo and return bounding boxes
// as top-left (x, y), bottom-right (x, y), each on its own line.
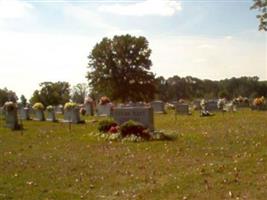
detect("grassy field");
top-left (0, 109), bottom-right (266, 200)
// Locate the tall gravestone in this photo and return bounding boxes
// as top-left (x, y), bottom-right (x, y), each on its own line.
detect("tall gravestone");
top-left (64, 108), bottom-right (82, 123)
top-left (34, 110), bottom-right (45, 121)
top-left (3, 102), bottom-right (20, 130)
top-left (46, 107), bottom-right (57, 122)
top-left (18, 107), bottom-right (31, 120)
top-left (85, 103), bottom-right (94, 116)
top-left (112, 106), bottom-right (154, 130)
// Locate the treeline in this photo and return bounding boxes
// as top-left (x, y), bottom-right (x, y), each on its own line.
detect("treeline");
top-left (155, 76), bottom-right (267, 101)
top-left (1, 76), bottom-right (267, 107)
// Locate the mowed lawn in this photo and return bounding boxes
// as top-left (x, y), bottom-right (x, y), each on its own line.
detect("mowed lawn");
top-left (0, 109), bottom-right (266, 200)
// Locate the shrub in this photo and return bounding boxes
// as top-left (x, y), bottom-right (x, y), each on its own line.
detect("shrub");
top-left (64, 102), bottom-right (77, 110)
top-left (3, 101), bottom-right (16, 112)
top-left (120, 120), bottom-right (150, 139)
top-left (98, 119), bottom-right (117, 133)
top-left (46, 105), bottom-right (54, 112)
top-left (33, 102), bottom-right (44, 111)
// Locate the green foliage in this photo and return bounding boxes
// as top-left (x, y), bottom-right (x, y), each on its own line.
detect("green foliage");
top-left (32, 102), bottom-right (45, 111)
top-left (155, 76), bottom-right (267, 101)
top-left (20, 95), bottom-right (27, 107)
top-left (120, 120), bottom-right (150, 139)
top-left (251, 0), bottom-right (267, 31)
top-left (0, 88), bottom-right (17, 106)
top-left (30, 82), bottom-right (70, 107)
top-left (87, 34), bottom-right (155, 102)
top-left (97, 118), bottom-right (117, 133)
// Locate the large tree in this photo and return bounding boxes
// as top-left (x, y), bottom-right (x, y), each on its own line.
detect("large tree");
top-left (71, 83), bottom-right (90, 104)
top-left (251, 0), bottom-right (267, 31)
top-left (0, 88), bottom-right (17, 106)
top-left (87, 34), bottom-right (156, 102)
top-left (30, 82), bottom-right (70, 106)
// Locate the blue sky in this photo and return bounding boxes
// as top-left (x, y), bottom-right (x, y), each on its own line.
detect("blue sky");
top-left (0, 0), bottom-right (266, 99)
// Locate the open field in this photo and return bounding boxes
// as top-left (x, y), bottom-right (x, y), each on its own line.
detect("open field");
top-left (0, 109), bottom-right (266, 200)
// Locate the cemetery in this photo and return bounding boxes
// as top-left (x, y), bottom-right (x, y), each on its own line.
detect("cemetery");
top-left (1, 1), bottom-right (267, 198)
top-left (0, 99), bottom-right (267, 199)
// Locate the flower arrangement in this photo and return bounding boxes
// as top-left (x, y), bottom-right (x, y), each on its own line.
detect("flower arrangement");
top-left (32, 102), bottom-right (44, 111)
top-left (99, 96), bottom-right (110, 105)
top-left (253, 96), bottom-right (265, 106)
top-left (3, 101), bottom-right (16, 112)
top-left (46, 105), bottom-right (54, 112)
top-left (217, 98), bottom-right (226, 110)
top-left (200, 99), bottom-right (207, 110)
top-left (98, 119), bottom-right (118, 133)
top-left (64, 102), bottom-right (77, 110)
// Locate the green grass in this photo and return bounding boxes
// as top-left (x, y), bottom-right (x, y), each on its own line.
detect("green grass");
top-left (0, 109), bottom-right (266, 199)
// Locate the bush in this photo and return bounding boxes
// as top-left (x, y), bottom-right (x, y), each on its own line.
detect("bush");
top-left (120, 120), bottom-right (150, 140)
top-left (33, 102), bottom-right (44, 111)
top-left (98, 119), bottom-right (118, 133)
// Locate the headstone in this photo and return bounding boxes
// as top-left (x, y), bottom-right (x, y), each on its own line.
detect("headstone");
top-left (206, 100), bottom-right (219, 111)
top-left (46, 110), bottom-right (57, 122)
top-left (193, 100), bottom-right (201, 110)
top-left (176, 103), bottom-right (190, 115)
top-left (5, 109), bottom-right (19, 129)
top-left (55, 105), bottom-right (64, 114)
top-left (18, 107), bottom-right (31, 120)
top-left (85, 103), bottom-right (94, 116)
top-left (64, 108), bottom-right (81, 123)
top-left (151, 101), bottom-right (165, 113)
top-left (96, 103), bottom-right (113, 116)
top-left (112, 107), bottom-right (154, 130)
top-left (34, 110), bottom-right (45, 121)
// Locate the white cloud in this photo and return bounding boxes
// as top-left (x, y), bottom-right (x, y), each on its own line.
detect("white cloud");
top-left (99, 0), bottom-right (182, 16)
top-left (0, 0), bottom-right (33, 19)
top-left (63, 4), bottom-right (144, 36)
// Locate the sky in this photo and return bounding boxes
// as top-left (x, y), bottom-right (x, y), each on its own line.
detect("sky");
top-left (0, 0), bottom-right (266, 99)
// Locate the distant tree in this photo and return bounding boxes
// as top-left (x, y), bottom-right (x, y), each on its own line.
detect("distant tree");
top-left (87, 34), bottom-right (155, 102)
top-left (20, 95), bottom-right (27, 107)
top-left (0, 88), bottom-right (17, 106)
top-left (71, 83), bottom-right (90, 104)
top-left (251, 0), bottom-right (267, 31)
top-left (30, 82), bottom-right (70, 106)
